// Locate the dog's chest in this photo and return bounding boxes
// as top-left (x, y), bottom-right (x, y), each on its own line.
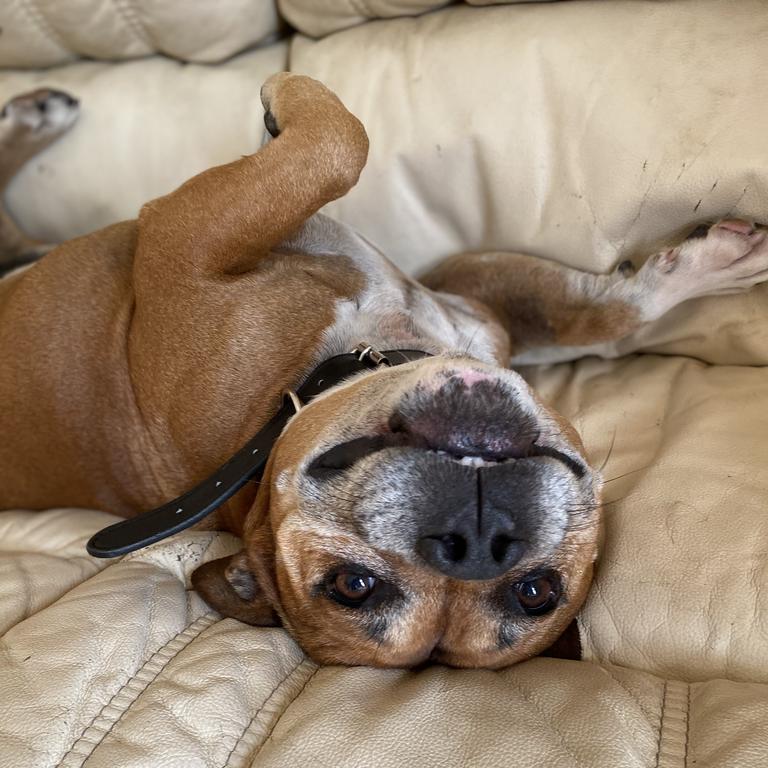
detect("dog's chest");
top-left (280, 214), bottom-right (502, 364)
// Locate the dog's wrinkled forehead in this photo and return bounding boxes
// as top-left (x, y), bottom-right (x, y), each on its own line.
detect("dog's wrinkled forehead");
top-left (260, 356), bottom-right (600, 668)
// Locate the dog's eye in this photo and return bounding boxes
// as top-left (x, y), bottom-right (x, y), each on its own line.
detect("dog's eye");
top-left (329, 572), bottom-right (378, 607)
top-left (512, 571), bottom-right (561, 616)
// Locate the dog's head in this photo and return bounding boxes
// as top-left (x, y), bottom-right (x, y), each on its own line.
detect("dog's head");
top-left (193, 356), bottom-right (600, 668)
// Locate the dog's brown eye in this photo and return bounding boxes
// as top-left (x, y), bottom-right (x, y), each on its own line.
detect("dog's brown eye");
top-left (331, 572), bottom-right (378, 607)
top-left (513, 572), bottom-right (561, 616)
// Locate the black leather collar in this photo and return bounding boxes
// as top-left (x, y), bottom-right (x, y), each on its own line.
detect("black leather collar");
top-left (87, 345), bottom-right (431, 558)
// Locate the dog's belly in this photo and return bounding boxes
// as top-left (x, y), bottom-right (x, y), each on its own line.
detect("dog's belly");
top-left (0, 221), bottom-right (162, 513)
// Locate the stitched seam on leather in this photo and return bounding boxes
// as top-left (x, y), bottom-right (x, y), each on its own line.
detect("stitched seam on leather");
top-left (110, 0), bottom-right (154, 48)
top-left (16, 0), bottom-right (70, 52)
top-left (684, 683), bottom-right (691, 767)
top-left (58, 612), bottom-right (219, 768)
top-left (654, 680), bottom-right (668, 767)
top-left (655, 680), bottom-right (690, 768)
top-left (223, 659), bottom-right (318, 768)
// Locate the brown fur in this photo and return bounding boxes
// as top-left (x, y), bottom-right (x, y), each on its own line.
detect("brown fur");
top-left (0, 76), bottom-right (368, 520)
top-left (422, 251), bottom-right (641, 353)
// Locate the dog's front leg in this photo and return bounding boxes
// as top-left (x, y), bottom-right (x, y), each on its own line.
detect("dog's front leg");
top-left (422, 220), bottom-right (768, 363)
top-left (134, 74), bottom-right (369, 279)
top-left (0, 89), bottom-right (79, 274)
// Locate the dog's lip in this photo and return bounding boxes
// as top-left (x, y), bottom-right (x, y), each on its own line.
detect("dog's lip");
top-left (307, 434), bottom-right (586, 479)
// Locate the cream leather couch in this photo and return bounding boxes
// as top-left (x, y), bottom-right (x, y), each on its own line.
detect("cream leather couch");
top-left (2, 2), bottom-right (768, 766)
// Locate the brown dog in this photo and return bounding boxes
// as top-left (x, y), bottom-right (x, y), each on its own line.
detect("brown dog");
top-left (1, 74), bottom-right (767, 668)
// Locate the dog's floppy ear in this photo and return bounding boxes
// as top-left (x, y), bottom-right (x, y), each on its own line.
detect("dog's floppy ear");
top-left (191, 550), bottom-right (280, 626)
top-left (539, 619), bottom-right (582, 661)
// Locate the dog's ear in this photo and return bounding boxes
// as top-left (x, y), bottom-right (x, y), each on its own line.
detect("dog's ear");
top-left (539, 619), bottom-right (582, 661)
top-left (191, 550), bottom-right (280, 626)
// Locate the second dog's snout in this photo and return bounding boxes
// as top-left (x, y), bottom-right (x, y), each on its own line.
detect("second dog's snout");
top-left (416, 516), bottom-right (524, 581)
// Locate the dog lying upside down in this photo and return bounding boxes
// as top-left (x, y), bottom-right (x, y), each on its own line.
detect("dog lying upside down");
top-left (1, 74), bottom-right (767, 668)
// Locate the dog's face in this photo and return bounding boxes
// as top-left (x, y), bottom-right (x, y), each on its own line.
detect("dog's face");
top-left (195, 357), bottom-right (601, 668)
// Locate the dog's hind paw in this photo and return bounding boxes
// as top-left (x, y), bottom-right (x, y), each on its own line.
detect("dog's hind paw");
top-left (258, 73), bottom-right (369, 184)
top-left (0, 88), bottom-right (80, 144)
top-left (653, 218), bottom-right (768, 300)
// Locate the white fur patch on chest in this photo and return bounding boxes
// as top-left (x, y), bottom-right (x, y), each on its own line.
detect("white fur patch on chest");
top-left (284, 215), bottom-right (499, 363)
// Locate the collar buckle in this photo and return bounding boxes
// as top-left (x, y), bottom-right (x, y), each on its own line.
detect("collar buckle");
top-left (352, 343), bottom-right (390, 368)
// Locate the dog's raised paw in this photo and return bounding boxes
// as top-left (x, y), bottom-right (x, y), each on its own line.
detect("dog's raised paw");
top-left (656, 218), bottom-right (768, 298)
top-left (1, 88), bottom-right (79, 140)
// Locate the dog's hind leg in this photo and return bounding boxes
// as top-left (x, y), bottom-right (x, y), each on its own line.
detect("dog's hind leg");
top-left (134, 73), bottom-right (369, 281)
top-left (421, 220), bottom-right (768, 364)
top-left (0, 89), bottom-right (80, 276)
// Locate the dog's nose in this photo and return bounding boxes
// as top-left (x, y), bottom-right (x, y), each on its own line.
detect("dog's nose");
top-left (416, 510), bottom-right (525, 581)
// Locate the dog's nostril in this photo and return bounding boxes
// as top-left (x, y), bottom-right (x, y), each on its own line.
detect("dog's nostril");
top-left (490, 533), bottom-right (514, 563)
top-left (417, 533), bottom-right (468, 567)
top-left (438, 533), bottom-right (467, 563)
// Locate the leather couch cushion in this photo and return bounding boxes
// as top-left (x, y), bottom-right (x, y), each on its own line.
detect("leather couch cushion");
top-left (0, 0), bottom-right (281, 68)
top-left (1, 510), bottom-right (767, 767)
top-left (525, 355), bottom-right (768, 684)
top-left (279, 0), bottom-right (559, 37)
top-left (2, 2), bottom-right (768, 763)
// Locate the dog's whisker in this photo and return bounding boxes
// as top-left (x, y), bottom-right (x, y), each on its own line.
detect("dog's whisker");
top-left (597, 428), bottom-right (617, 474)
top-left (602, 464), bottom-right (653, 484)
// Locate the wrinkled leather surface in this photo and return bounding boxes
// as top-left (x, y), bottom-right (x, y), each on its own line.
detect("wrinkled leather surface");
top-left (289, 0), bottom-right (768, 364)
top-left (1, 510), bottom-right (767, 766)
top-left (2, 0), bottom-right (768, 766)
top-left (0, 0), bottom-right (280, 67)
top-left (279, 0), bottom-right (558, 37)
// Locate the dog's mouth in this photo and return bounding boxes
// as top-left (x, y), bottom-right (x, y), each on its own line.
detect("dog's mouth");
top-left (307, 432), bottom-right (586, 479)
top-left (307, 376), bottom-right (588, 479)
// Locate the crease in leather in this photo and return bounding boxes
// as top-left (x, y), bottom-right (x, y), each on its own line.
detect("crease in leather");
top-left (59, 611), bottom-right (219, 768)
top-left (655, 679), bottom-right (691, 768)
top-left (602, 666), bottom-right (660, 727)
top-left (504, 668), bottom-right (589, 767)
top-left (225, 659), bottom-right (318, 768)
top-left (0, 551), bottom-right (125, 642)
